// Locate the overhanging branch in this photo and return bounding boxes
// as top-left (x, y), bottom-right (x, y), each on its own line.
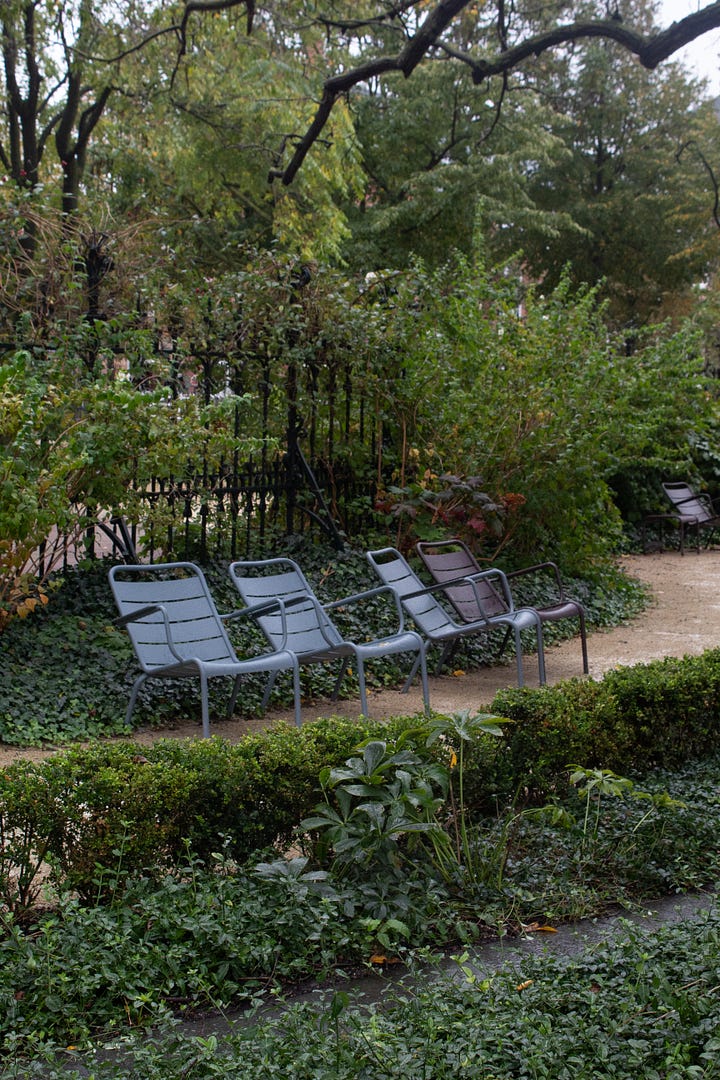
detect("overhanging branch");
top-left (275, 1), bottom-right (720, 185)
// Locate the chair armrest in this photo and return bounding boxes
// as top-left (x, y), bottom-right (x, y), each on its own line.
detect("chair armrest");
top-left (325, 584), bottom-right (406, 634)
top-left (673, 493), bottom-right (711, 508)
top-left (222, 596), bottom-right (291, 622)
top-left (506, 561), bottom-right (564, 600)
top-left (465, 568), bottom-right (515, 616)
top-left (223, 596), bottom-right (300, 649)
top-left (114, 602), bottom-right (162, 628)
top-left (403, 571), bottom-right (511, 625)
top-left (115, 603), bottom-right (189, 666)
top-left (669, 493), bottom-right (717, 519)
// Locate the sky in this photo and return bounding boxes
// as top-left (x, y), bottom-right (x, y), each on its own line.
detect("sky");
top-left (659, 0), bottom-right (720, 94)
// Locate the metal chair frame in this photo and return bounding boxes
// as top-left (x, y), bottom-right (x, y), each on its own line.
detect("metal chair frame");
top-left (228, 557), bottom-right (430, 718)
top-left (366, 546), bottom-right (546, 688)
top-left (109, 562), bottom-right (301, 735)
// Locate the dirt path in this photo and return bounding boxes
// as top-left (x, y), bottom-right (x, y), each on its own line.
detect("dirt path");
top-left (3, 551), bottom-right (719, 765)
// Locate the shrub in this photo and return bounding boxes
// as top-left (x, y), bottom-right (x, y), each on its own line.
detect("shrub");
top-left (0, 717), bottom-right (405, 906)
top-left (488, 649), bottom-right (720, 804)
top-left (5, 647), bottom-right (720, 907)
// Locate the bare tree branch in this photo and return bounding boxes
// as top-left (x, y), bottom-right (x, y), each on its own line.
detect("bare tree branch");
top-left (677, 139), bottom-right (720, 230)
top-left (274, 1), bottom-right (720, 185)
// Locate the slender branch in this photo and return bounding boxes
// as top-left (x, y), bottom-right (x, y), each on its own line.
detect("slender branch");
top-left (677, 140), bottom-right (720, 230)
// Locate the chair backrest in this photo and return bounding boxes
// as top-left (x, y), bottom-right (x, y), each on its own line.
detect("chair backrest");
top-left (109, 562), bottom-right (236, 670)
top-left (415, 539), bottom-right (508, 622)
top-left (366, 547), bottom-right (457, 637)
top-left (662, 482), bottom-right (713, 524)
top-left (229, 558), bottom-right (344, 654)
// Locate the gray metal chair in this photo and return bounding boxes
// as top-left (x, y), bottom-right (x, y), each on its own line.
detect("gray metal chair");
top-left (416, 538), bottom-right (588, 674)
top-left (661, 481), bottom-right (720, 554)
top-left (228, 557), bottom-right (430, 717)
top-left (109, 562), bottom-right (301, 736)
top-left (366, 546), bottom-right (546, 688)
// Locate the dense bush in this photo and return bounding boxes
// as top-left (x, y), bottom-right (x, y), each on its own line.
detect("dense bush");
top-left (489, 649), bottom-right (720, 803)
top-left (4, 646), bottom-right (720, 912)
top-left (0, 716), bottom-right (415, 907)
top-left (2, 248), bottom-right (716, 630)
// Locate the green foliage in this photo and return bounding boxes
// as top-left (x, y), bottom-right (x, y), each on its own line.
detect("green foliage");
top-left (0, 336), bottom-right (265, 626)
top-left (5, 640), bottom-right (720, 919)
top-left (0, 715), bottom-right (415, 908)
top-left (3, 224), bottom-right (716, 595)
top-left (301, 737), bottom-right (450, 880)
top-left (2, 727), bottom-right (720, 1062)
top-left (490, 648), bottom-right (720, 804)
top-left (366, 255), bottom-right (716, 573)
top-left (520, 16), bottom-right (720, 327)
top-left (344, 56), bottom-right (573, 273)
top-left (2, 778), bottom-right (720, 1073)
top-left (375, 474), bottom-right (517, 556)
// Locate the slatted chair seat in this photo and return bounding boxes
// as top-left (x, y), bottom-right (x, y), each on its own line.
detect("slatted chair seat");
top-left (366, 546), bottom-right (546, 688)
top-left (228, 558), bottom-right (429, 718)
top-left (109, 562), bottom-right (301, 736)
top-left (416, 538), bottom-right (588, 675)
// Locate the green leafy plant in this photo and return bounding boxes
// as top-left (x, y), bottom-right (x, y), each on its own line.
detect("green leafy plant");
top-left (568, 764), bottom-right (685, 852)
top-left (423, 711), bottom-right (508, 884)
top-left (301, 738), bottom-right (449, 880)
top-left (375, 475), bottom-right (522, 557)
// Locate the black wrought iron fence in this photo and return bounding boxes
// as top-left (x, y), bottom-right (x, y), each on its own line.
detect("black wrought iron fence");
top-left (25, 319), bottom-right (395, 572)
top-left (43, 452), bottom-right (379, 573)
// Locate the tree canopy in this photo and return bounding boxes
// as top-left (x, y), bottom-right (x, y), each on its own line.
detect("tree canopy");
top-left (2, 0), bottom-right (720, 313)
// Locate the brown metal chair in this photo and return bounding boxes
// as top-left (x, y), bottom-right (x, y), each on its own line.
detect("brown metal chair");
top-left (415, 538), bottom-right (588, 675)
top-left (367, 545), bottom-right (546, 687)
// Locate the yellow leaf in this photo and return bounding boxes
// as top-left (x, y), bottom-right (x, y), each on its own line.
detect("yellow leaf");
top-left (452, 669), bottom-right (466, 677)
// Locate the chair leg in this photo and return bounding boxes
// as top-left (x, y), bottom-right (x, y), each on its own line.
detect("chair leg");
top-left (434, 640), bottom-right (457, 676)
top-left (261, 671), bottom-right (278, 711)
top-left (331, 658), bottom-right (351, 701)
top-left (356, 657), bottom-right (369, 718)
top-left (535, 623), bottom-right (546, 685)
top-left (578, 611), bottom-right (589, 675)
top-left (199, 671), bottom-right (211, 739)
top-left (403, 652), bottom-right (422, 692)
top-left (125, 674), bottom-right (146, 727)
top-left (417, 643), bottom-right (431, 715)
top-left (401, 642), bottom-right (432, 715)
top-left (290, 661), bottom-right (302, 728)
top-left (497, 626), bottom-right (512, 658)
top-left (227, 674), bottom-right (243, 717)
top-left (513, 628), bottom-right (525, 687)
